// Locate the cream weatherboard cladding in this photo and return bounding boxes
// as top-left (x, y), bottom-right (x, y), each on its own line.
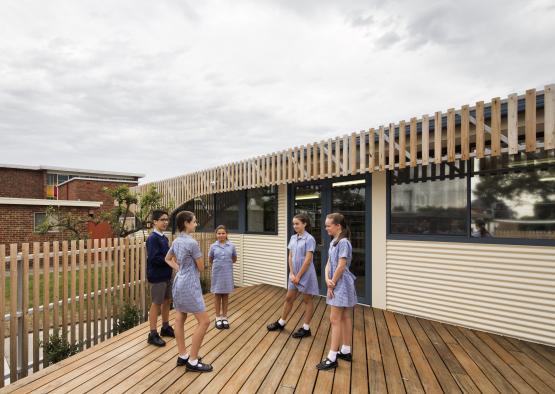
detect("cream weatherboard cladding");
top-left (226, 184), bottom-right (287, 288)
top-left (386, 240), bottom-right (555, 346)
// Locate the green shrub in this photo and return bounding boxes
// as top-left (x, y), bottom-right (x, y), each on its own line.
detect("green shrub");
top-left (41, 332), bottom-right (83, 365)
top-left (114, 303), bottom-right (141, 334)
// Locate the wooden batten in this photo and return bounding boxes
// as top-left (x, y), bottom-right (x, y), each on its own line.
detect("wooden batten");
top-left (130, 85), bottom-right (551, 208)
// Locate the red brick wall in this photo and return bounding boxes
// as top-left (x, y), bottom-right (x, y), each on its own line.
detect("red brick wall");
top-left (0, 204), bottom-right (96, 248)
top-left (0, 168), bottom-right (46, 199)
top-left (58, 180), bottom-right (136, 213)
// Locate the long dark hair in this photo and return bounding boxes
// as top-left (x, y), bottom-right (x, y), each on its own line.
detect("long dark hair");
top-left (293, 213), bottom-right (311, 233)
top-left (327, 213), bottom-right (351, 246)
top-left (176, 211), bottom-right (195, 232)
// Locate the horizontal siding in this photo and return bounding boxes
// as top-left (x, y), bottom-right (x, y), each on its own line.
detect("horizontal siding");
top-left (386, 240), bottom-right (555, 345)
top-left (228, 233), bottom-right (243, 286)
top-left (243, 184), bottom-right (287, 288)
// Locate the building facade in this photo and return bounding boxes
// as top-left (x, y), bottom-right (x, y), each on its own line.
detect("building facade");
top-left (133, 84), bottom-right (555, 346)
top-left (0, 164), bottom-right (144, 245)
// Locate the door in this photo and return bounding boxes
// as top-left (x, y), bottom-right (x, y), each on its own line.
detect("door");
top-left (290, 175), bottom-right (371, 304)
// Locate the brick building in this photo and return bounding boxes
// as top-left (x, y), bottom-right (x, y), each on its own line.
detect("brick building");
top-left (0, 164), bottom-right (144, 246)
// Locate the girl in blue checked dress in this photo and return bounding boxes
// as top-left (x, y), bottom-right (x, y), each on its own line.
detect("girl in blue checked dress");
top-left (209, 225), bottom-right (237, 329)
top-left (267, 213), bottom-right (319, 339)
top-left (165, 211), bottom-right (213, 373)
top-left (316, 213), bottom-right (357, 371)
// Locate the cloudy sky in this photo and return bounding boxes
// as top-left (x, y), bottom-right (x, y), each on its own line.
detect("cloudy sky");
top-left (1, 0), bottom-right (554, 183)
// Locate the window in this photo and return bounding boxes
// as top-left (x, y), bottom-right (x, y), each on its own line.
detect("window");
top-left (390, 162), bottom-right (467, 236)
top-left (178, 195), bottom-right (215, 232)
top-left (246, 186), bottom-right (278, 233)
top-left (471, 152), bottom-right (555, 240)
top-left (34, 212), bottom-right (59, 233)
top-left (388, 151), bottom-right (555, 242)
top-left (215, 191), bottom-right (242, 231)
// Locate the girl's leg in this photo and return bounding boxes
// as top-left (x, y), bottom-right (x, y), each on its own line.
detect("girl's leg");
top-left (190, 311), bottom-right (210, 360)
top-left (302, 294), bottom-right (314, 325)
top-left (329, 306), bottom-right (343, 353)
top-left (175, 312), bottom-right (188, 355)
top-left (222, 294), bottom-right (229, 317)
top-left (214, 294), bottom-right (222, 318)
top-left (340, 307), bottom-right (353, 349)
top-left (281, 289), bottom-right (298, 320)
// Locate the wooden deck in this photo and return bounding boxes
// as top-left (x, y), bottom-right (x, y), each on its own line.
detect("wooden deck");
top-left (3, 284), bottom-right (555, 393)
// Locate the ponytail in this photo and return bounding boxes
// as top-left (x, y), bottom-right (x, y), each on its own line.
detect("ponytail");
top-left (327, 213), bottom-right (351, 246)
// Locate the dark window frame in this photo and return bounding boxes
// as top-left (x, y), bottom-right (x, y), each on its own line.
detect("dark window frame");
top-left (214, 190), bottom-right (246, 233)
top-left (387, 155), bottom-right (555, 247)
top-left (245, 186), bottom-right (279, 235)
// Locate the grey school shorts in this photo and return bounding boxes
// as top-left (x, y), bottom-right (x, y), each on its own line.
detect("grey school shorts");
top-left (149, 279), bottom-right (172, 305)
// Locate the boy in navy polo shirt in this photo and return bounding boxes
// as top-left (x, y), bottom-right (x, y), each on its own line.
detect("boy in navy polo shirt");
top-left (146, 210), bottom-right (175, 346)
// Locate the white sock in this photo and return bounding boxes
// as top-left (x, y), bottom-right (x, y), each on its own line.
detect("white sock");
top-left (216, 316), bottom-right (222, 321)
top-left (341, 345), bottom-right (351, 354)
top-left (179, 353), bottom-right (189, 360)
top-left (189, 358), bottom-right (198, 366)
top-left (303, 323), bottom-right (310, 330)
top-left (278, 319), bottom-right (286, 326)
top-left (327, 350), bottom-right (338, 362)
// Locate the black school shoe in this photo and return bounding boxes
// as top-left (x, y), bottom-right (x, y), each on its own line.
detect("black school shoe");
top-left (337, 351), bottom-right (352, 362)
top-left (176, 355), bottom-right (203, 366)
top-left (160, 325), bottom-right (175, 338)
top-left (316, 358), bottom-right (338, 370)
top-left (267, 321), bottom-right (285, 331)
top-left (222, 319), bottom-right (230, 329)
top-left (215, 320), bottom-right (224, 330)
top-left (185, 360), bottom-right (213, 372)
top-left (147, 332), bottom-right (166, 347)
top-left (292, 327), bottom-right (311, 338)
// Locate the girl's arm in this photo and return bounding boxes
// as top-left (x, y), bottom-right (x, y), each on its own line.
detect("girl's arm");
top-left (195, 257), bottom-right (205, 272)
top-left (325, 257), bottom-right (334, 288)
top-left (164, 251), bottom-right (179, 271)
top-left (330, 257), bottom-right (347, 284)
top-left (288, 251), bottom-right (295, 282)
top-left (232, 255), bottom-right (237, 263)
top-left (296, 251), bottom-right (314, 280)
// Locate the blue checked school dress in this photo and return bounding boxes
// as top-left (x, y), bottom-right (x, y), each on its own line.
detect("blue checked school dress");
top-left (287, 232), bottom-right (320, 296)
top-left (326, 238), bottom-right (357, 307)
top-left (169, 233), bottom-right (205, 313)
top-left (209, 241), bottom-right (236, 294)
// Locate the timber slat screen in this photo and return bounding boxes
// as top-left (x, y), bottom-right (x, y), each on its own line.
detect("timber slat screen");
top-left (133, 85), bottom-right (555, 209)
top-left (0, 232), bottom-right (215, 386)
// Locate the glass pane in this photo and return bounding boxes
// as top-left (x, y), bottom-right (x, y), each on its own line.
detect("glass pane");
top-left (247, 187), bottom-right (277, 233)
top-left (215, 191), bottom-right (240, 230)
top-left (294, 184), bottom-right (323, 293)
top-left (332, 179), bottom-right (366, 299)
top-left (194, 195), bottom-right (214, 231)
top-left (390, 176), bottom-right (467, 235)
top-left (471, 166), bottom-right (555, 240)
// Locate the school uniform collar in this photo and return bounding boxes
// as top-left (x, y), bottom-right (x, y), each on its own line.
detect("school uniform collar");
top-left (153, 229), bottom-right (165, 237)
top-left (215, 240), bottom-right (230, 248)
top-left (296, 232), bottom-right (309, 240)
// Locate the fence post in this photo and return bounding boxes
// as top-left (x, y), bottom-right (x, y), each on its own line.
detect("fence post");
top-left (16, 252), bottom-right (24, 379)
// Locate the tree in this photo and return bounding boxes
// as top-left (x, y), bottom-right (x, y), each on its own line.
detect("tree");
top-left (36, 206), bottom-right (95, 240)
top-left (37, 184), bottom-right (172, 239)
top-left (101, 184), bottom-right (173, 237)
